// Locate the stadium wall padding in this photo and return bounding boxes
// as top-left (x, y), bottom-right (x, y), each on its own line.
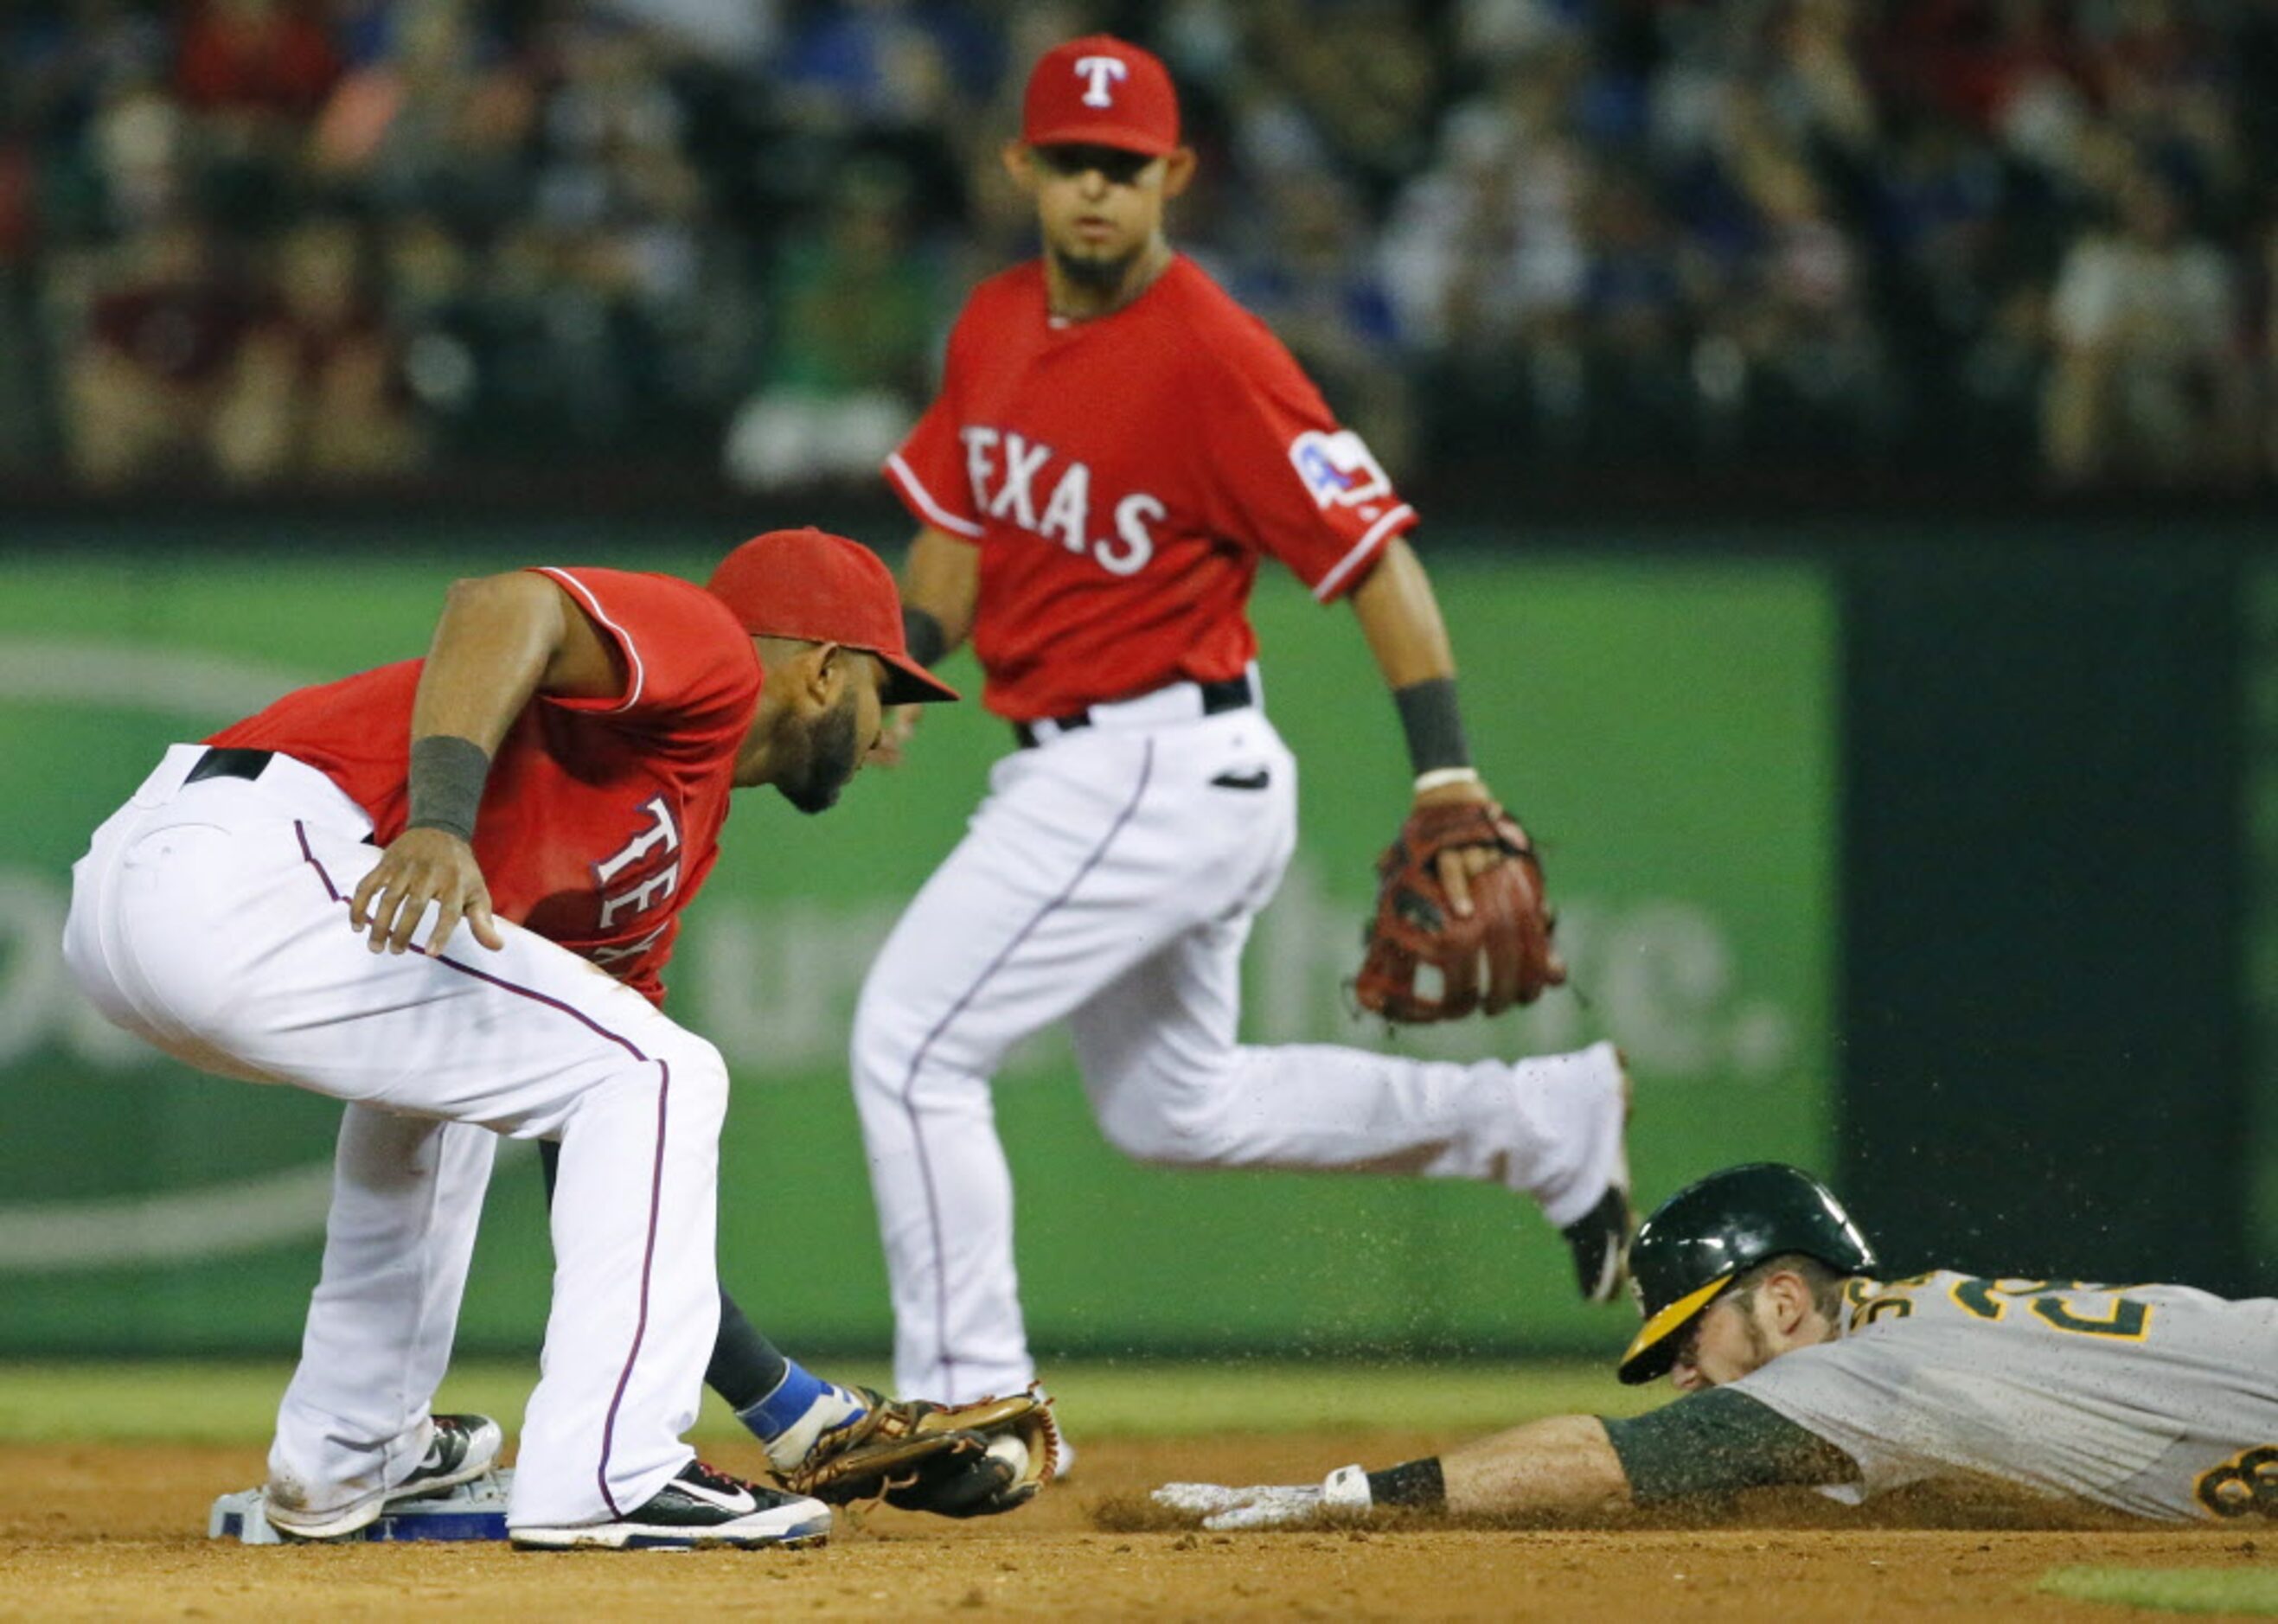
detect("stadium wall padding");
top-left (1838, 540), bottom-right (2250, 1294)
top-left (0, 518), bottom-right (2261, 1357)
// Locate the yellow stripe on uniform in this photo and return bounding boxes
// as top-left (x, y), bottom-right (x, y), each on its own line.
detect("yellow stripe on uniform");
top-left (1620, 1274), bottom-right (1736, 1370)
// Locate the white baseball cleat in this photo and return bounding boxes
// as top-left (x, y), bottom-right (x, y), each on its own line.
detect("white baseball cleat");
top-left (509, 1460), bottom-right (831, 1550)
top-left (265, 1413), bottom-right (505, 1541)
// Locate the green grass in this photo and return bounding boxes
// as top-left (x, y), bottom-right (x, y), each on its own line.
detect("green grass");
top-left (0, 1359), bottom-right (1654, 1446)
top-left (2039, 1568), bottom-right (2278, 1616)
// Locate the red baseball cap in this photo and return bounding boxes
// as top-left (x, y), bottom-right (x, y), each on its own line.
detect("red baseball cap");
top-left (707, 528), bottom-right (959, 705)
top-left (1021, 35), bottom-right (1180, 157)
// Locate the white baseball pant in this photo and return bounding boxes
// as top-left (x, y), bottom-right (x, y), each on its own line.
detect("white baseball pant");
top-left (62, 745), bottom-right (724, 1529)
top-left (851, 686), bottom-right (1627, 1403)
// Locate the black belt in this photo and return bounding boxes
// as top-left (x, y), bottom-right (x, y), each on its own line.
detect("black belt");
top-left (1014, 675), bottom-right (1253, 749)
top-left (186, 746), bottom-right (274, 784)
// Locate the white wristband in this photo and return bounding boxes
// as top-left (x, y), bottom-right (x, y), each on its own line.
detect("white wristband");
top-left (1321, 1463), bottom-right (1373, 1510)
top-left (1412, 766), bottom-right (1481, 795)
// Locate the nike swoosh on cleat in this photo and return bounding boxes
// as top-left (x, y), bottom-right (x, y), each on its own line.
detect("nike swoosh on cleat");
top-left (674, 1479), bottom-right (758, 1516)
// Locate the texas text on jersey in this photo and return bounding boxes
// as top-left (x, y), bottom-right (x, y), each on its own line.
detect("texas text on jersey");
top-left (886, 254), bottom-right (1415, 722)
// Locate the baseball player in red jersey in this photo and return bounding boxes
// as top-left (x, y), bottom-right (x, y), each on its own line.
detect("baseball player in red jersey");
top-left (63, 527), bottom-right (957, 1549)
top-left (854, 36), bottom-right (1634, 1435)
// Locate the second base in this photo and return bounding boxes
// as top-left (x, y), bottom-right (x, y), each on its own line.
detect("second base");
top-left (208, 1469), bottom-right (513, 1544)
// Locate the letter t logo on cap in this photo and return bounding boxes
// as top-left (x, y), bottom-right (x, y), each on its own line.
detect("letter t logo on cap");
top-left (1074, 54), bottom-right (1129, 107)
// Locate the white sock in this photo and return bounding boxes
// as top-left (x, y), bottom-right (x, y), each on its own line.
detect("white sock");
top-left (758, 1382), bottom-right (868, 1474)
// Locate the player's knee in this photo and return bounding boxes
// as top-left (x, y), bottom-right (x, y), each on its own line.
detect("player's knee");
top-left (1094, 1104), bottom-right (1180, 1163)
top-left (850, 988), bottom-right (1002, 1106)
top-left (1094, 1081), bottom-right (1233, 1166)
top-left (850, 979), bottom-right (918, 1090)
top-left (651, 1030), bottom-right (731, 1134)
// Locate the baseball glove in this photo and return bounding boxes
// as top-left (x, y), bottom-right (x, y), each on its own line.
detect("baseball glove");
top-left (1353, 800), bottom-right (1563, 1022)
top-left (779, 1387), bottom-right (1056, 1519)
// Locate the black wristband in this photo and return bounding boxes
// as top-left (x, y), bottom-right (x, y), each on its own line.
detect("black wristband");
top-left (406, 733), bottom-right (491, 843)
top-left (1365, 1457), bottom-right (1446, 1509)
top-left (1392, 677), bottom-right (1472, 777)
top-left (903, 605), bottom-right (948, 669)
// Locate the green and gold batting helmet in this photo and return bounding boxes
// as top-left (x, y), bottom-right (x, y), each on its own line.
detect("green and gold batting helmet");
top-left (1616, 1163), bottom-right (1877, 1385)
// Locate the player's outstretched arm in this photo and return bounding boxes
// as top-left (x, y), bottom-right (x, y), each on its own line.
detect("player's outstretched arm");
top-left (1153, 1414), bottom-right (1631, 1530)
top-left (1155, 1392), bottom-right (1859, 1529)
top-left (349, 572), bottom-right (626, 956)
top-left (1439, 1414), bottom-right (1633, 1515)
top-left (873, 527), bottom-right (980, 766)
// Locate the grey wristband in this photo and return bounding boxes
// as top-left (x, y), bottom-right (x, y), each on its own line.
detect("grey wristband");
top-left (406, 734), bottom-right (491, 844)
top-left (1392, 677), bottom-right (1473, 777)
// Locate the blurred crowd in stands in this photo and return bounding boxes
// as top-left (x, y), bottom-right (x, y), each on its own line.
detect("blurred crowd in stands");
top-left (3, 0), bottom-right (2275, 502)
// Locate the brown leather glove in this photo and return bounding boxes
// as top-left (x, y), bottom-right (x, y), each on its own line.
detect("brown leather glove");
top-left (777, 1387), bottom-right (1056, 1518)
top-left (1353, 801), bottom-right (1564, 1021)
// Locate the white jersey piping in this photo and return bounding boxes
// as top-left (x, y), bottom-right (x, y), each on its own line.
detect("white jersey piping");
top-left (886, 454), bottom-right (985, 539)
top-left (535, 567), bottom-right (646, 713)
top-left (1312, 504), bottom-right (1414, 601)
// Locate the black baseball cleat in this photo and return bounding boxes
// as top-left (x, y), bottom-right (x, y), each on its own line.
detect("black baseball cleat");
top-left (510, 1459), bottom-right (832, 1550)
top-left (266, 1413), bottom-right (505, 1540)
top-left (1561, 1050), bottom-right (1634, 1304)
top-left (1562, 1183), bottom-right (1635, 1304)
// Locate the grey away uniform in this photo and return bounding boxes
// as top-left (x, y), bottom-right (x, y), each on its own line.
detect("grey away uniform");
top-left (1156, 1168), bottom-right (2277, 1531)
top-left (1610, 1272), bottom-right (2278, 1522)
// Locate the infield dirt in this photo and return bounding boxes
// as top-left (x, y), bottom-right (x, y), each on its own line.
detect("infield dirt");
top-left (0, 1435), bottom-right (2268, 1621)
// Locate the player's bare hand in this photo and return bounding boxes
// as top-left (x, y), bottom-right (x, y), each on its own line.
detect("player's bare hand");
top-left (1412, 775), bottom-right (1501, 920)
top-left (867, 703), bottom-right (922, 768)
top-left (349, 828), bottom-right (505, 957)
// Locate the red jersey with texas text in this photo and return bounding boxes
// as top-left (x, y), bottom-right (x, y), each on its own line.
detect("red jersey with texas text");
top-left (207, 566), bottom-right (760, 1006)
top-left (886, 254), bottom-right (1417, 721)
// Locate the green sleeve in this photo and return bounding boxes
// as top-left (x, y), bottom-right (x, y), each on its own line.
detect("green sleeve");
top-left (1599, 1387), bottom-right (1861, 1503)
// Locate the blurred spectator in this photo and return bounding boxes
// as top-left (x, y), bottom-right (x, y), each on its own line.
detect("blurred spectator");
top-left (2044, 165), bottom-right (2249, 488)
top-left (176, 0), bottom-right (342, 233)
top-left (310, 0), bottom-right (538, 234)
top-left (0, 96), bottom-right (46, 471)
top-left (1251, 0), bottom-right (1442, 203)
top-left (723, 157), bottom-right (945, 490)
top-left (1229, 169), bottom-right (1412, 469)
top-left (60, 214), bottom-right (256, 483)
top-left (772, 0), bottom-right (985, 133)
top-left (213, 213), bottom-right (419, 483)
top-left (175, 0), bottom-right (340, 124)
top-left (1575, 166), bottom-right (1691, 463)
top-left (4, 0), bottom-right (2278, 500)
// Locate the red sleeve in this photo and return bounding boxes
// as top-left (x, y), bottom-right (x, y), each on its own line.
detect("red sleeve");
top-left (528, 567), bottom-right (759, 736)
top-left (1193, 329), bottom-right (1417, 603)
top-left (884, 316), bottom-right (983, 541)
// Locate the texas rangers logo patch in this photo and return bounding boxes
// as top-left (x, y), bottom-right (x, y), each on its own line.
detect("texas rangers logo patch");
top-left (1288, 429), bottom-right (1392, 509)
top-left (1074, 54), bottom-right (1129, 106)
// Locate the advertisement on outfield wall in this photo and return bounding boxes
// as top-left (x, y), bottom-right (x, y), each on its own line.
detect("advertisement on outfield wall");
top-left (0, 543), bottom-right (1835, 1357)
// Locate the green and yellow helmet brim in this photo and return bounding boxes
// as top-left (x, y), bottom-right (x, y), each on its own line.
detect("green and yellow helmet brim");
top-left (1616, 1273), bottom-right (1734, 1385)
